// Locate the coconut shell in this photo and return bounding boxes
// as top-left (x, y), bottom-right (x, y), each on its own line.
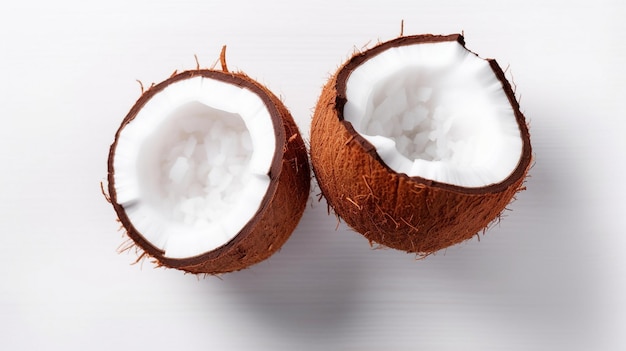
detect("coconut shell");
top-left (108, 69), bottom-right (310, 274)
top-left (310, 34), bottom-right (532, 254)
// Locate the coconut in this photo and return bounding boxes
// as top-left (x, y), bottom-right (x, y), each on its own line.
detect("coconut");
top-left (310, 34), bottom-right (532, 254)
top-left (107, 64), bottom-right (310, 274)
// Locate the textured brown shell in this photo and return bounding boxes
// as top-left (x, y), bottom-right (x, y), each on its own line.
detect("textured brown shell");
top-left (310, 34), bottom-right (532, 254)
top-left (108, 70), bottom-right (310, 274)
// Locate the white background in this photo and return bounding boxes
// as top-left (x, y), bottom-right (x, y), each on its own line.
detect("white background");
top-left (1, 0), bottom-right (625, 350)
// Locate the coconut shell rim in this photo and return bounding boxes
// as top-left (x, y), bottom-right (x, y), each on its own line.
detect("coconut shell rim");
top-left (333, 33), bottom-right (532, 195)
top-left (107, 69), bottom-right (288, 268)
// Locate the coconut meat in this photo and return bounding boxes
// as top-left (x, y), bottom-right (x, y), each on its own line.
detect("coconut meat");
top-left (343, 40), bottom-right (523, 187)
top-left (113, 76), bottom-right (275, 258)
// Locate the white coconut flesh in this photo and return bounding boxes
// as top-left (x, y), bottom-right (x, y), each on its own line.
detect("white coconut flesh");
top-left (113, 76), bottom-right (276, 258)
top-left (343, 40), bottom-right (523, 187)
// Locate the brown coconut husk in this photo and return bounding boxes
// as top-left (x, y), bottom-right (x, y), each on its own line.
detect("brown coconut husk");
top-left (310, 34), bottom-right (532, 255)
top-left (108, 67), bottom-right (310, 274)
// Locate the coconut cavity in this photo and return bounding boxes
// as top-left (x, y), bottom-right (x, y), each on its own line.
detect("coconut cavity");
top-left (343, 40), bottom-right (523, 187)
top-left (113, 76), bottom-right (275, 259)
top-left (144, 103), bottom-right (253, 225)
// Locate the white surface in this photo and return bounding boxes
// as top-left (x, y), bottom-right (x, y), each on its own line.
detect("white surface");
top-left (1, 0), bottom-right (624, 350)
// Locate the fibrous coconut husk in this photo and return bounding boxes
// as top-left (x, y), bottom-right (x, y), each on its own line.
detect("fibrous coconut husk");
top-left (310, 34), bottom-right (532, 254)
top-left (108, 69), bottom-right (310, 274)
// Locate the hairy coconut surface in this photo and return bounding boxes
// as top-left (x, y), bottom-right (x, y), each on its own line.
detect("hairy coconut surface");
top-left (310, 34), bottom-right (532, 254)
top-left (108, 69), bottom-right (310, 274)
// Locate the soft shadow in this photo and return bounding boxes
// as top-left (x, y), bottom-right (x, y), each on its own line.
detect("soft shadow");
top-left (213, 197), bottom-right (367, 342)
top-left (417, 105), bottom-right (605, 348)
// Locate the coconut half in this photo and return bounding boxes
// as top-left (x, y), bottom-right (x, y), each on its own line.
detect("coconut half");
top-left (108, 69), bottom-right (310, 274)
top-left (310, 34), bottom-right (532, 254)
